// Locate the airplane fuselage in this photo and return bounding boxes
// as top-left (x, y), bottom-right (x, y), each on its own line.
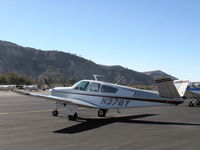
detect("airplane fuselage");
top-left (187, 88), bottom-right (200, 95)
top-left (51, 80), bottom-right (183, 109)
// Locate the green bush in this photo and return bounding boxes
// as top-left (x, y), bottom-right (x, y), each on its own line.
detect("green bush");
top-left (0, 72), bottom-right (35, 85)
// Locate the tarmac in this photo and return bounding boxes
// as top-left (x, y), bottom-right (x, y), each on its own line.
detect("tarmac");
top-left (0, 91), bottom-right (200, 150)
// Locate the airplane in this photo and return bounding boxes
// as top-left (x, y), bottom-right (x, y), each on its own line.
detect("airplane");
top-left (18, 77), bottom-right (189, 121)
top-left (0, 85), bottom-right (16, 91)
top-left (184, 82), bottom-right (200, 107)
top-left (23, 85), bottom-right (39, 91)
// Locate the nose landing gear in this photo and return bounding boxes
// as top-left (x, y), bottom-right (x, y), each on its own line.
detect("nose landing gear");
top-left (52, 110), bottom-right (59, 116)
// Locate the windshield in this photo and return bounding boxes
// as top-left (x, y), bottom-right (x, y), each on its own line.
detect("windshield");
top-left (73, 81), bottom-right (90, 91)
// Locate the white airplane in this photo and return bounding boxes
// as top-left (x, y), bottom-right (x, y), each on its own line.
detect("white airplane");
top-left (21, 77), bottom-right (189, 121)
top-left (23, 85), bottom-right (39, 91)
top-left (0, 85), bottom-right (16, 91)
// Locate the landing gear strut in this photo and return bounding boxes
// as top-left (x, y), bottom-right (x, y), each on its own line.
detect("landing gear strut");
top-left (52, 102), bottom-right (59, 116)
top-left (66, 104), bottom-right (78, 121)
top-left (196, 99), bottom-right (200, 106)
top-left (98, 109), bottom-right (108, 117)
top-left (68, 112), bottom-right (78, 121)
top-left (189, 99), bottom-right (200, 107)
top-left (189, 101), bottom-right (195, 107)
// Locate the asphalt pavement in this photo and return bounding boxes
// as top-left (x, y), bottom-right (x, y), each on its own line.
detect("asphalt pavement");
top-left (0, 91), bottom-right (200, 150)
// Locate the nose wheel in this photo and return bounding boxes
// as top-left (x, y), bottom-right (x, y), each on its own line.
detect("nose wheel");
top-left (98, 109), bottom-right (108, 117)
top-left (52, 110), bottom-right (59, 116)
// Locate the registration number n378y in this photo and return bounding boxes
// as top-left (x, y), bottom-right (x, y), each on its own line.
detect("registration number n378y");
top-left (101, 97), bottom-right (131, 107)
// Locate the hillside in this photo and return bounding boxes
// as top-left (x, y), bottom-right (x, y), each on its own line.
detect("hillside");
top-left (144, 70), bottom-right (178, 80)
top-left (0, 40), bottom-right (176, 85)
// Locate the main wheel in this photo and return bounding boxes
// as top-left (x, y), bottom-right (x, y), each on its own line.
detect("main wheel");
top-left (189, 101), bottom-right (195, 107)
top-left (52, 110), bottom-right (59, 116)
top-left (196, 100), bottom-right (200, 106)
top-left (68, 113), bottom-right (78, 121)
top-left (98, 109), bottom-right (107, 117)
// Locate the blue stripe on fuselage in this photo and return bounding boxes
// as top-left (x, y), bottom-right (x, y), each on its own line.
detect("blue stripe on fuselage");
top-left (187, 87), bottom-right (200, 91)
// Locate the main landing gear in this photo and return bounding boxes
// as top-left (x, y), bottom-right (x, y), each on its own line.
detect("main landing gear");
top-left (189, 99), bottom-right (200, 107)
top-left (68, 112), bottom-right (78, 121)
top-left (52, 109), bottom-right (78, 120)
top-left (98, 109), bottom-right (108, 117)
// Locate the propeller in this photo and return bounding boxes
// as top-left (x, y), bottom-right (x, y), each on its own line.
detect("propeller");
top-left (44, 78), bottom-right (53, 89)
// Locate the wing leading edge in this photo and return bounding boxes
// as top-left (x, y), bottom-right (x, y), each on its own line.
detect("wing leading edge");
top-left (21, 92), bottom-right (97, 108)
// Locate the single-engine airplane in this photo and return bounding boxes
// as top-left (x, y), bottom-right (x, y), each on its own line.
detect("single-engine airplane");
top-left (20, 77), bottom-right (189, 121)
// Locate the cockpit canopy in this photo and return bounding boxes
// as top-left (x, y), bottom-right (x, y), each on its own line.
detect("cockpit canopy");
top-left (73, 81), bottom-right (89, 91)
top-left (73, 80), bottom-right (118, 93)
top-left (189, 82), bottom-right (200, 88)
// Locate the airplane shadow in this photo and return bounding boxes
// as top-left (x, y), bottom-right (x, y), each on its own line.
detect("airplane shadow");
top-left (53, 114), bottom-right (200, 134)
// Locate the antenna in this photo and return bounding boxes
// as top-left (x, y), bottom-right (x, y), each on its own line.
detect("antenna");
top-left (44, 78), bottom-right (53, 89)
top-left (115, 77), bottom-right (124, 85)
top-left (93, 75), bottom-right (103, 81)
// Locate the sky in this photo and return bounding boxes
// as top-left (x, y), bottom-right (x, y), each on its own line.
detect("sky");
top-left (0, 0), bottom-right (200, 81)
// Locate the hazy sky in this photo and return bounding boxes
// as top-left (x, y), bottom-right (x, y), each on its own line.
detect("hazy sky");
top-left (0, 0), bottom-right (199, 81)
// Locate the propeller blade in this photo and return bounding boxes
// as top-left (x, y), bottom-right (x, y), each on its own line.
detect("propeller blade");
top-left (44, 78), bottom-right (53, 89)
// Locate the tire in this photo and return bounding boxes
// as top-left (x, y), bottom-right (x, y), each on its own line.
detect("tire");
top-left (189, 101), bottom-right (194, 107)
top-left (52, 110), bottom-right (59, 116)
top-left (68, 113), bottom-right (78, 121)
top-left (98, 109), bottom-right (107, 117)
top-left (196, 100), bottom-right (200, 106)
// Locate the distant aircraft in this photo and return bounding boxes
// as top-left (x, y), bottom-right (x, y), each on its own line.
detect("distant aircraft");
top-left (20, 77), bottom-right (189, 121)
top-left (0, 85), bottom-right (16, 91)
top-left (184, 82), bottom-right (200, 107)
top-left (23, 85), bottom-right (39, 91)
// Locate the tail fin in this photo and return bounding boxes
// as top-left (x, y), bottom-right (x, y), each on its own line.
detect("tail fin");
top-left (173, 80), bottom-right (190, 97)
top-left (155, 77), bottom-right (189, 98)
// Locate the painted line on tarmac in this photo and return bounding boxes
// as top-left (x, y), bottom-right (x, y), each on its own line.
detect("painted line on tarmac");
top-left (0, 109), bottom-right (52, 115)
top-left (0, 108), bottom-right (85, 115)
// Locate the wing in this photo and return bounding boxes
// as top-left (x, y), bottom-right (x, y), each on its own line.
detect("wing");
top-left (15, 91), bottom-right (97, 108)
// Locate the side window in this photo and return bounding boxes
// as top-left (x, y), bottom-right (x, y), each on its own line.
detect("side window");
top-left (74, 81), bottom-right (89, 91)
top-left (89, 82), bottom-right (100, 92)
top-left (101, 85), bottom-right (117, 93)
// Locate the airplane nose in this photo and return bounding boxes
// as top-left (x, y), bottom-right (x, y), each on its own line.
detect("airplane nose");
top-left (49, 88), bottom-right (55, 92)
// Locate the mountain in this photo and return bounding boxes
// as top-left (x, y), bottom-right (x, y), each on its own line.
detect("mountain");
top-left (143, 70), bottom-right (178, 80)
top-left (0, 40), bottom-right (176, 85)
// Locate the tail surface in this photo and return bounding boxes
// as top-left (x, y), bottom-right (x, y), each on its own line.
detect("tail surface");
top-left (174, 80), bottom-right (190, 97)
top-left (155, 77), bottom-right (189, 98)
